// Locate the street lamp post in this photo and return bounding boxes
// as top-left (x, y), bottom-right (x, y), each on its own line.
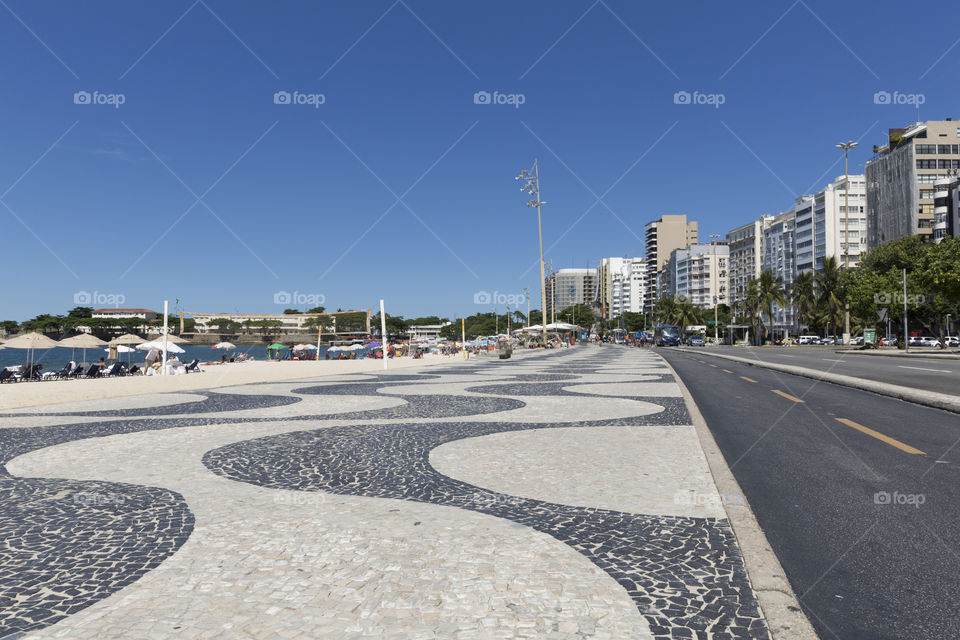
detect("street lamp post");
top-left (710, 234), bottom-right (721, 344)
top-left (517, 160), bottom-right (547, 345)
top-left (836, 140), bottom-right (858, 345)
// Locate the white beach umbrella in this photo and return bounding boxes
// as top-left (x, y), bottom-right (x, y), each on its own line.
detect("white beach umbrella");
top-left (212, 341), bottom-right (236, 350)
top-left (60, 333), bottom-right (108, 365)
top-left (110, 333), bottom-right (144, 345)
top-left (137, 340), bottom-right (186, 354)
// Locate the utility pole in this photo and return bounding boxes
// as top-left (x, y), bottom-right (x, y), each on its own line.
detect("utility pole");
top-left (836, 140), bottom-right (858, 345)
top-left (523, 287), bottom-right (530, 328)
top-left (516, 160), bottom-right (547, 344)
top-left (902, 268), bottom-right (909, 353)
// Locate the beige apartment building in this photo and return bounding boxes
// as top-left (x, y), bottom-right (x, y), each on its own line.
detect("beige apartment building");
top-left (643, 214), bottom-right (698, 313)
top-left (866, 119), bottom-right (960, 247)
top-left (725, 216), bottom-right (772, 306)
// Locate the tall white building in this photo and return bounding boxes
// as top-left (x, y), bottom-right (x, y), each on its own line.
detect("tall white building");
top-left (661, 244), bottom-right (729, 309)
top-left (726, 216), bottom-right (773, 306)
top-left (795, 175), bottom-right (866, 274)
top-left (597, 257), bottom-right (646, 319)
top-left (762, 210), bottom-right (797, 330)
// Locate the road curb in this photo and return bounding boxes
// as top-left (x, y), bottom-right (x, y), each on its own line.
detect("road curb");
top-left (675, 348), bottom-right (960, 415)
top-left (662, 356), bottom-right (820, 640)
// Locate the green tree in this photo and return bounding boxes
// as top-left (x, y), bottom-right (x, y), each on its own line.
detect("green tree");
top-left (790, 271), bottom-right (817, 331)
top-left (67, 306), bottom-right (93, 318)
top-left (282, 308), bottom-right (301, 314)
top-left (815, 257), bottom-right (845, 337)
top-left (754, 270), bottom-right (788, 341)
top-left (0, 320), bottom-right (19, 334)
top-left (306, 306), bottom-right (326, 314)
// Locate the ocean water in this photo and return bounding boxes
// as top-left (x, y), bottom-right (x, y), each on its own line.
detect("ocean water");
top-left (0, 344), bottom-right (364, 372)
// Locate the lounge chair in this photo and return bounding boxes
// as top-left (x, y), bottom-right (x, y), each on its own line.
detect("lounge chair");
top-left (43, 362), bottom-right (74, 380)
top-left (84, 364), bottom-right (101, 378)
top-left (0, 368), bottom-right (18, 383)
top-left (184, 359), bottom-right (201, 373)
top-left (127, 364), bottom-right (142, 375)
top-left (20, 364), bottom-right (43, 381)
top-left (68, 363), bottom-right (85, 378)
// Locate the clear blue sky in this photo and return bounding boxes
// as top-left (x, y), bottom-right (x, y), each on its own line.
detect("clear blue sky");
top-left (2, 0), bottom-right (957, 322)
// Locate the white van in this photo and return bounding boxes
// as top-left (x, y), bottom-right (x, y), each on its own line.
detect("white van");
top-left (797, 335), bottom-right (821, 345)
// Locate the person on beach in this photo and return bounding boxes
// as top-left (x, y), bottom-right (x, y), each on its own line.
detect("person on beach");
top-left (145, 347), bottom-right (160, 368)
top-left (96, 357), bottom-right (107, 371)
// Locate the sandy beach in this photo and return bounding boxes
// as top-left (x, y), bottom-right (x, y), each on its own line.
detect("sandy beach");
top-left (0, 355), bottom-right (456, 410)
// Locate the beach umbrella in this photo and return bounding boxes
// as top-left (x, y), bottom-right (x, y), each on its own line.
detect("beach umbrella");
top-left (2, 332), bottom-right (61, 369)
top-left (105, 345), bottom-right (136, 353)
top-left (345, 343), bottom-right (365, 351)
top-left (110, 333), bottom-right (144, 345)
top-left (364, 342), bottom-right (381, 348)
top-left (212, 341), bottom-right (236, 350)
top-left (136, 340), bottom-right (186, 354)
top-left (298, 344), bottom-right (317, 350)
top-left (60, 333), bottom-right (107, 365)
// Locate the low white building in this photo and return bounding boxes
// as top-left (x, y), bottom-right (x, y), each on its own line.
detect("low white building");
top-left (407, 323), bottom-right (451, 342)
top-left (92, 308), bottom-right (158, 321)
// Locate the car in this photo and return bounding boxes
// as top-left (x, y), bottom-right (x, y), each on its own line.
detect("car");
top-left (880, 336), bottom-right (898, 346)
top-left (797, 335), bottom-right (821, 345)
top-left (821, 337), bottom-right (836, 345)
top-left (919, 336), bottom-right (943, 348)
top-left (686, 335), bottom-right (706, 346)
top-left (850, 336), bottom-right (864, 345)
top-left (946, 336), bottom-right (960, 348)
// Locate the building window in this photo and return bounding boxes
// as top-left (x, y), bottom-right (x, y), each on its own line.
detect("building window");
top-left (916, 144), bottom-right (937, 154)
top-left (917, 159), bottom-right (937, 169)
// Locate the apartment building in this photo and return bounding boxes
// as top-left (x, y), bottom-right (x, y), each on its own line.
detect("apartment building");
top-left (597, 257), bottom-right (646, 320)
top-left (643, 214), bottom-right (698, 313)
top-left (866, 119), bottom-right (960, 247)
top-left (726, 216), bottom-right (772, 306)
top-left (544, 268), bottom-right (598, 320)
top-left (660, 243), bottom-right (729, 309)
top-left (762, 210), bottom-right (798, 330)
top-left (934, 176), bottom-right (960, 242)
top-left (795, 174), bottom-right (867, 274)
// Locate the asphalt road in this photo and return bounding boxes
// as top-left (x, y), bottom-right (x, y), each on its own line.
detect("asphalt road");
top-left (661, 349), bottom-right (960, 640)
top-left (692, 346), bottom-right (960, 396)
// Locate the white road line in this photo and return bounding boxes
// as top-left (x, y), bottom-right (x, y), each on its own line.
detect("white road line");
top-left (898, 365), bottom-right (951, 373)
top-left (823, 358), bottom-right (845, 362)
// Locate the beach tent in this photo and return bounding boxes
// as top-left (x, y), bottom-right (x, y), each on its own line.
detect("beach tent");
top-left (2, 332), bottom-right (61, 369)
top-left (60, 333), bottom-right (107, 365)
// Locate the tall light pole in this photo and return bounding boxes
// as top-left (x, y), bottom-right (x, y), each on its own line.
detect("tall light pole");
top-left (523, 287), bottom-right (530, 328)
top-left (517, 160), bottom-right (547, 344)
top-left (710, 234), bottom-right (721, 344)
top-left (836, 140), bottom-right (858, 345)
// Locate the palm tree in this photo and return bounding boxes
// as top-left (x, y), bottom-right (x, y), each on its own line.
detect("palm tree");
top-left (754, 270), bottom-right (788, 342)
top-left (675, 300), bottom-right (705, 337)
top-left (742, 281), bottom-right (763, 345)
top-left (791, 271), bottom-right (816, 331)
top-left (815, 257), bottom-right (844, 338)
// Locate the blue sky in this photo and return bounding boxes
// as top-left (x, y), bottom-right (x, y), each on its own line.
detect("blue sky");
top-left (1, 0), bottom-right (957, 322)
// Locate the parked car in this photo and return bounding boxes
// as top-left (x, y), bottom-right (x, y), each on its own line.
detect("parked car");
top-left (850, 336), bottom-right (864, 345)
top-left (821, 337), bottom-right (837, 345)
top-left (686, 335), bottom-right (706, 346)
top-left (880, 336), bottom-right (898, 346)
top-left (946, 336), bottom-right (960, 348)
top-left (919, 336), bottom-right (942, 348)
top-left (797, 335), bottom-right (821, 345)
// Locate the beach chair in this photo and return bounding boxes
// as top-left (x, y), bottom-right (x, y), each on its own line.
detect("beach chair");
top-left (68, 363), bottom-right (85, 378)
top-left (20, 363), bottom-right (43, 381)
top-left (127, 364), bottom-right (142, 375)
top-left (184, 359), bottom-right (201, 373)
top-left (43, 362), bottom-right (74, 380)
top-left (84, 364), bottom-right (101, 378)
top-left (0, 368), bottom-right (18, 383)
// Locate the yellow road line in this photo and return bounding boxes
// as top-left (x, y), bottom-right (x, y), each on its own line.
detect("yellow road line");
top-left (835, 418), bottom-right (925, 455)
top-left (708, 364), bottom-right (718, 368)
top-left (771, 389), bottom-right (804, 403)
top-left (740, 376), bottom-right (758, 383)
top-left (722, 368), bottom-right (734, 374)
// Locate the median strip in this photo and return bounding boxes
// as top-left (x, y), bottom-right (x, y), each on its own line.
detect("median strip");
top-left (835, 418), bottom-right (925, 455)
top-left (771, 390), bottom-right (804, 403)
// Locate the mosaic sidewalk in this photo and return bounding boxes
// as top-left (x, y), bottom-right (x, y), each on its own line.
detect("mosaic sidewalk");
top-left (2, 347), bottom-right (771, 640)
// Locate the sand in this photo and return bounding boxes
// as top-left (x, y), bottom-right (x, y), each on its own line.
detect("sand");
top-left (0, 355), bottom-right (458, 410)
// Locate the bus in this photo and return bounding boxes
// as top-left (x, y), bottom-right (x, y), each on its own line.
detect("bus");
top-left (654, 324), bottom-right (681, 346)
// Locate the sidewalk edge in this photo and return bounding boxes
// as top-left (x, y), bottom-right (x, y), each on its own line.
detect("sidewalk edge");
top-left (662, 355), bottom-right (821, 640)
